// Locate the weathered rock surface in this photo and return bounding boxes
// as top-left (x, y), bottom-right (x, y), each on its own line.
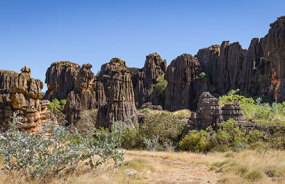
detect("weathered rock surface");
top-left (221, 102), bottom-right (247, 123)
top-left (164, 54), bottom-right (206, 111)
top-left (195, 92), bottom-right (223, 130)
top-left (263, 16), bottom-right (285, 102)
top-left (141, 102), bottom-right (163, 111)
top-left (130, 53), bottom-right (167, 108)
top-left (97, 58), bottom-right (137, 128)
top-left (65, 64), bottom-right (106, 125)
top-left (0, 67), bottom-right (52, 135)
top-left (44, 61), bottom-right (80, 101)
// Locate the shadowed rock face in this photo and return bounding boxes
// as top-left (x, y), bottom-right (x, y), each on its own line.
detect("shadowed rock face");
top-left (164, 54), bottom-right (203, 111)
top-left (44, 61), bottom-right (80, 101)
top-left (130, 53), bottom-right (167, 108)
top-left (65, 64), bottom-right (106, 125)
top-left (196, 39), bottom-right (272, 99)
top-left (263, 16), bottom-right (285, 102)
top-left (97, 58), bottom-right (137, 128)
top-left (0, 67), bottom-right (51, 135)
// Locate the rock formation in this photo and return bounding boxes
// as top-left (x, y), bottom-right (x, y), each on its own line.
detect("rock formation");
top-left (263, 16), bottom-right (285, 102)
top-left (44, 61), bottom-right (80, 101)
top-left (97, 58), bottom-right (137, 128)
top-left (65, 64), bottom-right (106, 125)
top-left (130, 53), bottom-right (167, 108)
top-left (221, 102), bottom-right (247, 124)
top-left (0, 67), bottom-right (52, 135)
top-left (164, 54), bottom-right (206, 111)
top-left (195, 92), bottom-right (223, 130)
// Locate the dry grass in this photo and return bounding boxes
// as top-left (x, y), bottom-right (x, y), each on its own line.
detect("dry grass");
top-left (0, 149), bottom-right (284, 184)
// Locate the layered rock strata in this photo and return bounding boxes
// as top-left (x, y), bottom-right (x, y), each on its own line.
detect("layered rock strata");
top-left (221, 102), bottom-right (247, 123)
top-left (97, 58), bottom-right (137, 128)
top-left (0, 67), bottom-right (52, 134)
top-left (195, 92), bottom-right (223, 130)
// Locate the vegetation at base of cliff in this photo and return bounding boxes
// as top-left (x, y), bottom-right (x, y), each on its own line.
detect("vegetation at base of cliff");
top-left (120, 111), bottom-right (184, 151)
top-left (0, 113), bottom-right (125, 182)
top-left (48, 98), bottom-right (67, 112)
top-left (179, 119), bottom-right (285, 153)
top-left (152, 74), bottom-right (168, 105)
top-left (219, 89), bottom-right (285, 125)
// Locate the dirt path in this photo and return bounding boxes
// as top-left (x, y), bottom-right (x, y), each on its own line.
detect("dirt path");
top-left (127, 152), bottom-right (219, 184)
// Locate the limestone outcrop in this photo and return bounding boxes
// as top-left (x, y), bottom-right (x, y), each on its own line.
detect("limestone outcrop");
top-left (65, 64), bottom-right (106, 125)
top-left (263, 16), bottom-right (285, 102)
top-left (0, 67), bottom-right (52, 135)
top-left (195, 92), bottom-right (223, 130)
top-left (44, 61), bottom-right (80, 101)
top-left (97, 58), bottom-right (137, 128)
top-left (164, 54), bottom-right (205, 111)
top-left (221, 102), bottom-right (247, 123)
top-left (130, 53), bottom-right (167, 108)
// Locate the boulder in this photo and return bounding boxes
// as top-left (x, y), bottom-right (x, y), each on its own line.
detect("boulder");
top-left (195, 92), bottom-right (223, 130)
top-left (221, 102), bottom-right (247, 124)
top-left (97, 58), bottom-right (137, 128)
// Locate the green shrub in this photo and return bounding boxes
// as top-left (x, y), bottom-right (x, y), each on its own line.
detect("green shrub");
top-left (194, 72), bottom-right (207, 80)
top-left (153, 74), bottom-right (168, 105)
top-left (139, 112), bottom-right (184, 144)
top-left (0, 113), bottom-right (125, 180)
top-left (48, 98), bottom-right (67, 112)
top-left (139, 108), bottom-right (152, 114)
top-left (75, 109), bottom-right (98, 133)
top-left (179, 130), bottom-right (212, 153)
top-left (219, 89), bottom-right (257, 120)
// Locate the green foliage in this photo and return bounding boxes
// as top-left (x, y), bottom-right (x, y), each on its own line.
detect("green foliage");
top-left (194, 72), bottom-right (207, 80)
top-left (120, 112), bottom-right (184, 151)
top-left (179, 130), bottom-right (212, 153)
top-left (139, 108), bottom-right (152, 115)
top-left (219, 89), bottom-right (256, 120)
top-left (0, 113), bottom-right (125, 180)
top-left (140, 112), bottom-right (184, 144)
top-left (219, 89), bottom-right (285, 123)
top-left (75, 109), bottom-right (98, 133)
top-left (179, 118), bottom-right (285, 153)
top-left (48, 98), bottom-right (67, 112)
top-left (153, 74), bottom-right (168, 104)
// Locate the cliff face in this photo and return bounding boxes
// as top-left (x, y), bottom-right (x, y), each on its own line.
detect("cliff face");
top-left (97, 58), bottom-right (137, 128)
top-left (263, 16), bottom-right (285, 101)
top-left (130, 53), bottom-right (167, 108)
top-left (38, 16), bottom-right (285, 129)
top-left (196, 39), bottom-right (271, 99)
top-left (164, 54), bottom-right (203, 111)
top-left (0, 67), bottom-right (52, 134)
top-left (65, 64), bottom-right (106, 124)
top-left (44, 61), bottom-right (80, 101)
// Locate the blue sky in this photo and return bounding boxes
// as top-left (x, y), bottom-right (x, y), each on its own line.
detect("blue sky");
top-left (0, 0), bottom-right (284, 90)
